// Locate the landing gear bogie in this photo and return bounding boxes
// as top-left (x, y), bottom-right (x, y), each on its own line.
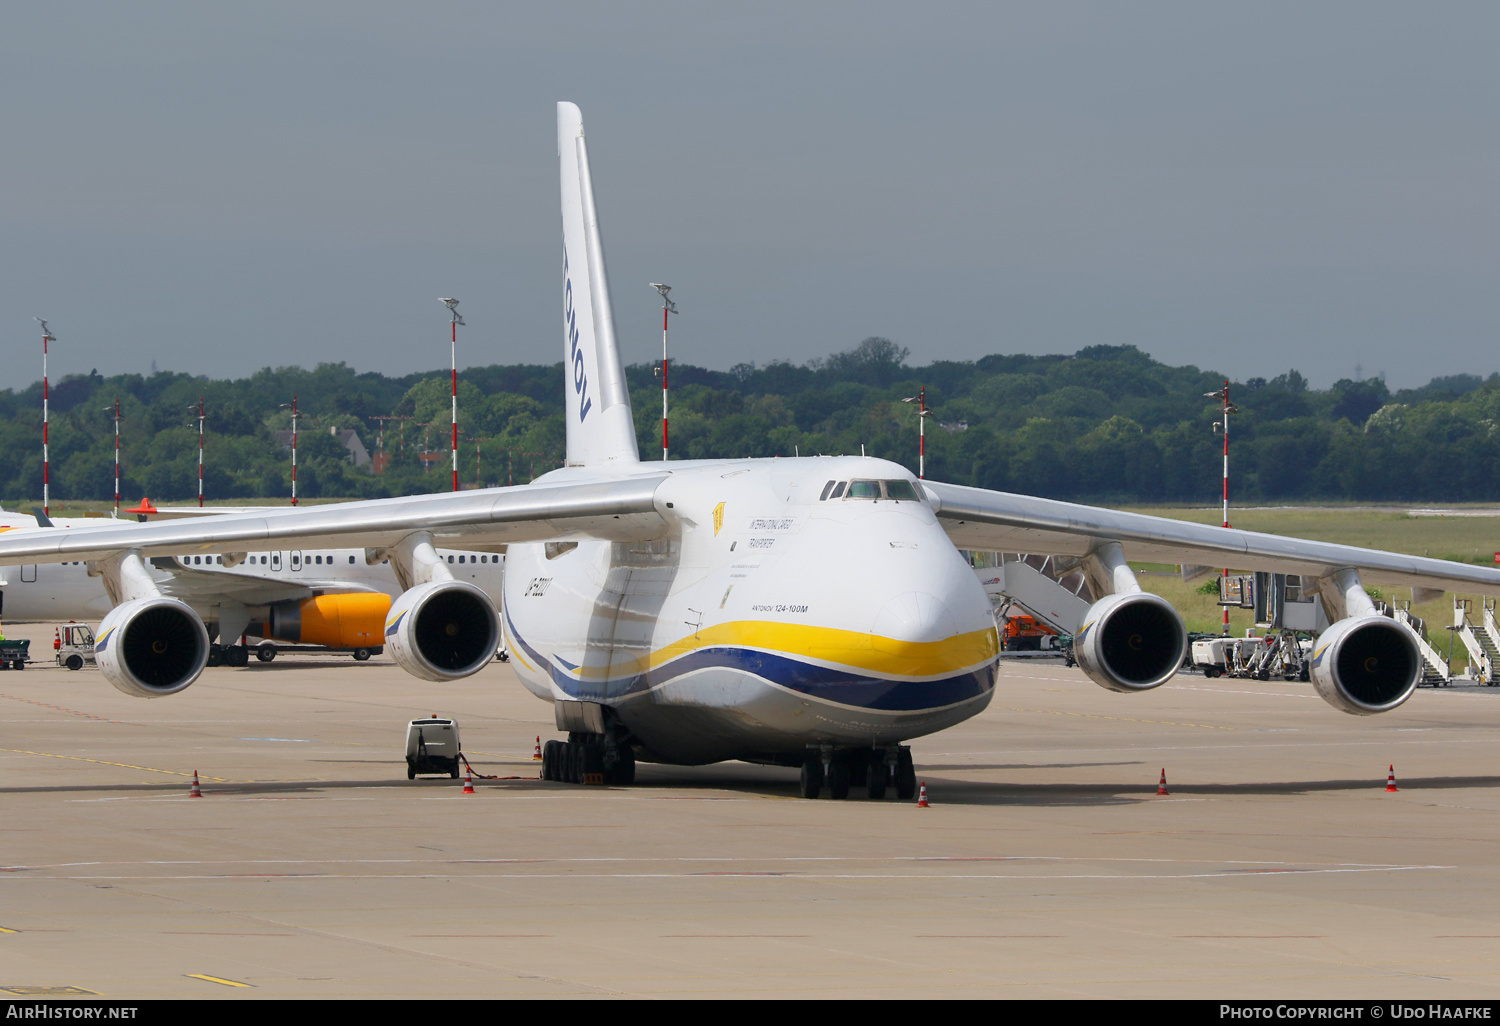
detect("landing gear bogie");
top-left (799, 746), bottom-right (912, 800)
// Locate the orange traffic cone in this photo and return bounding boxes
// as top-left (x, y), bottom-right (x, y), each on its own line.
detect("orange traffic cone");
top-left (916, 781), bottom-right (929, 807)
top-left (53, 628), bottom-right (60, 651)
top-left (532, 736), bottom-right (542, 761)
top-left (1156, 769), bottom-right (1170, 796)
top-left (1386, 764), bottom-right (1398, 792)
top-left (189, 770), bottom-right (202, 798)
top-left (462, 772), bottom-right (475, 795)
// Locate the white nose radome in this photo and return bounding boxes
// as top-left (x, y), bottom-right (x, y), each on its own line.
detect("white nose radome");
top-left (872, 591), bottom-right (958, 647)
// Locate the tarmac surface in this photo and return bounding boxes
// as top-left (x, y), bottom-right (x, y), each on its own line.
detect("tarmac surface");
top-left (1, 626), bottom-right (1498, 999)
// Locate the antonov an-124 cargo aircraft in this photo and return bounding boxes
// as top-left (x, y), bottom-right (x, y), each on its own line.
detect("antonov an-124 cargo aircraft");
top-left (5, 103), bottom-right (1499, 800)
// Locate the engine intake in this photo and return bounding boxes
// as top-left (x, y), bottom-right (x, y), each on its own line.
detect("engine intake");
top-left (385, 580), bottom-right (501, 682)
top-left (1309, 615), bottom-right (1420, 715)
top-left (95, 596), bottom-right (211, 698)
top-left (1074, 591), bottom-right (1187, 693)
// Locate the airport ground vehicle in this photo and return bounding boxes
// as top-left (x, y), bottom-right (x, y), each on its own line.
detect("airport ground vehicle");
top-left (0, 639), bottom-right (29, 670)
top-left (2, 104), bottom-right (1500, 799)
top-left (55, 623), bottom-right (96, 671)
top-left (1000, 612), bottom-right (1059, 651)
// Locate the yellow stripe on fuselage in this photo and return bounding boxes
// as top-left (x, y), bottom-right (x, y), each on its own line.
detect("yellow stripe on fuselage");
top-left (562, 620), bottom-right (998, 682)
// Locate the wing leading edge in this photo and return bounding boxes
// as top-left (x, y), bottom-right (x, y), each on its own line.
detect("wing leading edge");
top-left (926, 480), bottom-right (1500, 597)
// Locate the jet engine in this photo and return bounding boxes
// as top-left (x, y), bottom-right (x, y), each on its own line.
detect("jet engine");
top-left (1073, 591), bottom-right (1188, 693)
top-left (1308, 615), bottom-right (1420, 715)
top-left (95, 596), bottom-right (211, 698)
top-left (384, 580), bottom-right (501, 682)
top-left (264, 593), bottom-right (391, 649)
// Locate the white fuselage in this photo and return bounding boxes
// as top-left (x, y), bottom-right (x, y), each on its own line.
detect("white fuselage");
top-left (502, 455), bottom-right (1000, 765)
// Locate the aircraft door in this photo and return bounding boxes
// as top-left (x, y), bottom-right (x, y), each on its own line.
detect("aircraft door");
top-left (20, 565), bottom-right (36, 583)
top-left (290, 551), bottom-right (302, 572)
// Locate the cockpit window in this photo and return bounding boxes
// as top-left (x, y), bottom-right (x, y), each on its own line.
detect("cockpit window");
top-left (884, 479), bottom-right (918, 501)
top-left (846, 480), bottom-right (880, 499)
top-left (829, 481), bottom-right (846, 499)
top-left (820, 480), bottom-right (836, 501)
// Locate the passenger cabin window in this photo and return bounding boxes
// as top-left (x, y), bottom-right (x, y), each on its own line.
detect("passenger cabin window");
top-left (883, 480), bottom-right (918, 501)
top-left (348, 556), bottom-right (355, 564)
top-left (846, 480), bottom-right (880, 499)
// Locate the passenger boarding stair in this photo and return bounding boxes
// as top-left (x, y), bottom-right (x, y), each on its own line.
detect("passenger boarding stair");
top-left (1389, 602), bottom-right (1450, 687)
top-left (971, 553), bottom-right (1093, 637)
top-left (1454, 598), bottom-right (1500, 686)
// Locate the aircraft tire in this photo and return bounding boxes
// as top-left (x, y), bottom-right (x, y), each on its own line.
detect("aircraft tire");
top-left (566, 743), bottom-right (581, 784)
top-left (865, 758), bottom-right (888, 799)
top-left (206, 646), bottom-right (223, 668)
top-left (894, 750), bottom-right (916, 800)
top-left (827, 760), bottom-right (851, 800)
top-left (799, 758), bottom-right (823, 799)
top-left (407, 763), bottom-right (416, 780)
top-left (604, 746), bottom-right (635, 785)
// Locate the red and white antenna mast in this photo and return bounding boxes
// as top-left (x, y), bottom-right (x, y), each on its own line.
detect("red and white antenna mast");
top-left (280, 396), bottom-right (300, 506)
top-left (650, 284), bottom-right (677, 461)
top-left (103, 399), bottom-right (121, 516)
top-left (1205, 382), bottom-right (1238, 636)
top-left (34, 318), bottom-right (55, 516)
top-left (902, 387), bottom-right (930, 478)
top-left (441, 298), bottom-right (464, 491)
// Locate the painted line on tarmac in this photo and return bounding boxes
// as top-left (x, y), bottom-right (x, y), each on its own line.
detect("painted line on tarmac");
top-left (185, 973), bottom-right (252, 988)
top-left (27, 866), bottom-right (1451, 882)
top-left (0, 854), bottom-right (1443, 873)
top-left (0, 748), bottom-right (227, 780)
top-left (0, 693), bottom-right (128, 723)
top-left (993, 707), bottom-right (1234, 730)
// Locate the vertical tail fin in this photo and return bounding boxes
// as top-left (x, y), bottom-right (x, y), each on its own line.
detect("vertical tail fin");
top-left (558, 102), bottom-right (639, 467)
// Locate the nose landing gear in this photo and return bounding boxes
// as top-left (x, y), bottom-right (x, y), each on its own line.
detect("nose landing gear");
top-left (800, 746), bottom-right (915, 800)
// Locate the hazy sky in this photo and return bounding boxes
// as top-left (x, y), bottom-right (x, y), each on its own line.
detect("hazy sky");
top-left (4, 3), bottom-right (1497, 390)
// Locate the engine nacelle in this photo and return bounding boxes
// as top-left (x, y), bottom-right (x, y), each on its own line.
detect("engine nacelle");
top-left (1309, 615), bottom-right (1420, 715)
top-left (265, 592), bottom-right (391, 649)
top-left (384, 580), bottom-right (501, 682)
top-left (1074, 591), bottom-right (1187, 693)
top-left (95, 596), bottom-right (211, 698)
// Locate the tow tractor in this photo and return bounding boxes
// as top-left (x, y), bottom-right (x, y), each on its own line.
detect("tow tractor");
top-left (55, 623), bottom-right (97, 671)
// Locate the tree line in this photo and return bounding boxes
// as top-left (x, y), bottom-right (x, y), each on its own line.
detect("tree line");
top-left (1, 338), bottom-right (1494, 506)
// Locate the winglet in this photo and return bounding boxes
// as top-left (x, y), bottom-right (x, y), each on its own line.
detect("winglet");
top-left (558, 102), bottom-right (639, 467)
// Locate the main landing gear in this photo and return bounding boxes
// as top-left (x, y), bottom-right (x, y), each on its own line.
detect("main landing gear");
top-left (540, 733), bottom-right (636, 786)
top-left (800, 746), bottom-right (916, 800)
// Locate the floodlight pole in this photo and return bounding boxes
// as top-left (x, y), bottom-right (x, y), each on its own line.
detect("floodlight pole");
top-left (194, 398), bottom-right (205, 507)
top-left (651, 284), bottom-right (677, 460)
top-left (1205, 380), bottom-right (1237, 636)
top-left (442, 299), bottom-right (464, 492)
top-left (35, 318), bottom-right (55, 516)
top-left (902, 388), bottom-right (931, 478)
top-left (280, 397), bottom-right (300, 506)
top-left (104, 400), bottom-right (121, 516)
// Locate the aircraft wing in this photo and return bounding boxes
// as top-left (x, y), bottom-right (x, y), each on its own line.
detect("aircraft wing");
top-left (925, 480), bottom-right (1500, 597)
top-left (0, 475), bottom-right (669, 566)
top-left (145, 558), bottom-right (379, 605)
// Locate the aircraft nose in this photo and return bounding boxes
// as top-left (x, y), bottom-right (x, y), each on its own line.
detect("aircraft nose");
top-left (872, 590), bottom-right (958, 647)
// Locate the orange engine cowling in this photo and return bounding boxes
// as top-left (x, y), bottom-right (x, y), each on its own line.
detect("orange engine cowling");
top-left (265, 593), bottom-right (391, 649)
